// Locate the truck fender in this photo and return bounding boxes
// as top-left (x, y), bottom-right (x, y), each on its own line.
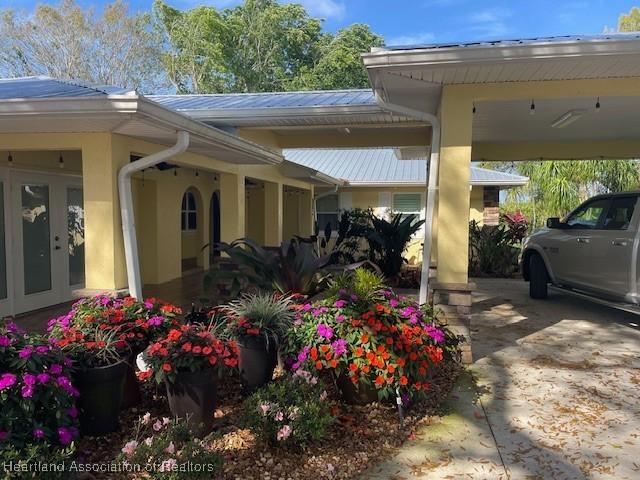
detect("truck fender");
top-left (522, 246), bottom-right (557, 284)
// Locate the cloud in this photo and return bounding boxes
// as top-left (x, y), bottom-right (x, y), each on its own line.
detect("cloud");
top-left (467, 7), bottom-right (513, 38)
top-left (387, 32), bottom-right (435, 47)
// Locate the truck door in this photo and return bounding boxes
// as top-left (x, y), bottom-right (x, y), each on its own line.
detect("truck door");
top-left (546, 197), bottom-right (611, 288)
top-left (586, 195), bottom-right (638, 300)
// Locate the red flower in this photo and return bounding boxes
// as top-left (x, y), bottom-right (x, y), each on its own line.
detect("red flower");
top-left (360, 335), bottom-right (369, 344)
top-left (162, 363), bottom-right (172, 372)
top-left (349, 363), bottom-right (358, 372)
top-left (202, 346), bottom-right (212, 355)
top-left (208, 356), bottom-right (218, 365)
top-left (246, 328), bottom-right (260, 335)
top-left (399, 375), bottom-right (408, 386)
top-left (182, 342), bottom-right (192, 352)
top-left (315, 361), bottom-right (323, 370)
top-left (192, 346), bottom-right (202, 354)
top-left (375, 375), bottom-right (385, 386)
top-left (354, 347), bottom-right (364, 357)
top-left (310, 347), bottom-right (318, 361)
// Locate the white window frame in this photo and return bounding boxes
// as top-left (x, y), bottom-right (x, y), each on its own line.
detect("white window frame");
top-left (181, 191), bottom-right (198, 233)
top-left (392, 192), bottom-right (424, 222)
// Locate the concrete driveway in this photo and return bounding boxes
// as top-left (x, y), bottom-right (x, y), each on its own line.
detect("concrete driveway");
top-left (365, 278), bottom-right (640, 479)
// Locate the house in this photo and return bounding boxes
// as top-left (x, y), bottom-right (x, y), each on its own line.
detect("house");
top-left (283, 148), bottom-right (528, 264)
top-left (1, 33), bottom-right (639, 356)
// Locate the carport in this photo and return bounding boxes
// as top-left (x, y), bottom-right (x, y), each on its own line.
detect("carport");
top-left (362, 34), bottom-right (640, 360)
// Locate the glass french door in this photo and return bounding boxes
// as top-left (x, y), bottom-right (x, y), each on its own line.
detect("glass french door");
top-left (5, 170), bottom-right (84, 315)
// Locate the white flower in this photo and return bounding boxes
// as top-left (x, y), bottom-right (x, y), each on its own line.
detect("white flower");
top-left (141, 412), bottom-right (151, 425)
top-left (121, 440), bottom-right (138, 457)
top-left (159, 458), bottom-right (177, 472)
top-left (320, 390), bottom-right (328, 401)
top-left (162, 417), bottom-right (171, 426)
top-left (144, 437), bottom-right (153, 447)
top-left (165, 441), bottom-right (175, 454)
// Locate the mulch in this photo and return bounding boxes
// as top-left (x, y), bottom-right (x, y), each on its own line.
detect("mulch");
top-left (75, 363), bottom-right (461, 480)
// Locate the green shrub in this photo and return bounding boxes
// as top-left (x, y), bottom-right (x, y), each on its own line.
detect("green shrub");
top-left (117, 414), bottom-right (222, 479)
top-left (468, 220), bottom-right (520, 277)
top-left (242, 372), bottom-right (333, 448)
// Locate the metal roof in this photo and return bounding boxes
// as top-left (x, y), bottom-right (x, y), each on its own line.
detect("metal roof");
top-left (148, 89), bottom-right (375, 111)
top-left (283, 148), bottom-right (528, 187)
top-left (0, 76), bottom-right (131, 99)
top-left (380, 33), bottom-right (640, 52)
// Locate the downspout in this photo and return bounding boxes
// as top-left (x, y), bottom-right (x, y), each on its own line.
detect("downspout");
top-left (118, 131), bottom-right (190, 299)
top-left (373, 90), bottom-right (440, 305)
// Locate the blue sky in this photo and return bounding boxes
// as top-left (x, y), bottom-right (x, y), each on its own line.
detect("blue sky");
top-left (6, 0), bottom-right (640, 45)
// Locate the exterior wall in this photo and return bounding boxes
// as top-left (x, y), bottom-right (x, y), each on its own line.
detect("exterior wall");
top-left (245, 185), bottom-right (266, 244)
top-left (469, 186), bottom-right (484, 224)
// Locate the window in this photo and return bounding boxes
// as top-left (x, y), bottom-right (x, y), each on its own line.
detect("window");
top-left (181, 191), bottom-right (197, 231)
top-left (316, 194), bottom-right (339, 232)
top-left (603, 196), bottom-right (637, 230)
top-left (392, 193), bottom-right (422, 223)
top-left (565, 198), bottom-right (609, 229)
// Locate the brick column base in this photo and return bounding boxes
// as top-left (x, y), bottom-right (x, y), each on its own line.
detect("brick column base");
top-left (432, 281), bottom-right (475, 364)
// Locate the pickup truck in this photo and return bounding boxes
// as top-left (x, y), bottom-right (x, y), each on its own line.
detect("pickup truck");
top-left (521, 192), bottom-right (639, 312)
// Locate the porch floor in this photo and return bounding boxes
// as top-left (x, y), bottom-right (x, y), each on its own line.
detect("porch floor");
top-left (14, 269), bottom-right (211, 333)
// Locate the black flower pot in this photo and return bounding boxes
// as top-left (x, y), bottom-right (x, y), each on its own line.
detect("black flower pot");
top-left (238, 336), bottom-right (277, 395)
top-left (121, 352), bottom-right (142, 409)
top-left (335, 374), bottom-right (379, 405)
top-left (165, 369), bottom-right (218, 434)
top-left (74, 360), bottom-right (127, 436)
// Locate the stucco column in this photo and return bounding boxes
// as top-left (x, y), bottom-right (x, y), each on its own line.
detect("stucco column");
top-left (299, 188), bottom-right (313, 237)
top-left (263, 181), bottom-right (283, 246)
top-left (219, 172), bottom-right (245, 242)
top-left (433, 88), bottom-right (474, 364)
top-left (81, 134), bottom-right (128, 290)
top-left (436, 89), bottom-right (473, 284)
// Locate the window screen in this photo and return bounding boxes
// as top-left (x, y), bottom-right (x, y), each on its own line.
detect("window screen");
top-left (181, 191), bottom-right (198, 232)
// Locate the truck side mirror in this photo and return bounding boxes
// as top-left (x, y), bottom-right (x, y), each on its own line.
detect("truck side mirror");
top-left (546, 217), bottom-right (562, 229)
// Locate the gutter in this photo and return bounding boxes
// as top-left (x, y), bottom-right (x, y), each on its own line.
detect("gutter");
top-left (373, 89), bottom-right (440, 305)
top-left (118, 131), bottom-right (190, 299)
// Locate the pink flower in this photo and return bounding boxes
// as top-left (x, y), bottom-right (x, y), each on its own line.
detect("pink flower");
top-left (165, 441), bottom-right (175, 454)
top-left (49, 364), bottom-right (63, 375)
top-left (58, 427), bottom-right (75, 445)
top-left (121, 440), bottom-right (138, 457)
top-left (147, 316), bottom-right (164, 326)
top-left (152, 420), bottom-right (163, 431)
top-left (259, 404), bottom-right (271, 416)
top-left (275, 411), bottom-right (284, 421)
top-left (141, 412), bottom-right (151, 425)
top-left (276, 425), bottom-right (292, 441)
top-left (33, 429), bottom-right (45, 439)
top-left (0, 373), bottom-right (17, 390)
top-left (162, 417), bottom-right (171, 426)
top-left (317, 324), bottom-right (333, 340)
top-left (21, 384), bottom-right (34, 398)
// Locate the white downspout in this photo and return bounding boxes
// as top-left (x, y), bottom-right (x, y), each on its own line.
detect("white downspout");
top-left (373, 90), bottom-right (440, 305)
top-left (118, 131), bottom-right (190, 299)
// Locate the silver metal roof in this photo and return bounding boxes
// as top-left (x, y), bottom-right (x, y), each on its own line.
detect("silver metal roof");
top-left (148, 89), bottom-right (375, 111)
top-left (0, 76), bottom-right (131, 99)
top-left (381, 33), bottom-right (640, 52)
top-left (284, 148), bottom-right (528, 187)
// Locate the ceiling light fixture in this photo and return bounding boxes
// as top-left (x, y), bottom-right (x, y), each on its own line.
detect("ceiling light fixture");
top-left (59, 152), bottom-right (65, 169)
top-left (529, 100), bottom-right (536, 115)
top-left (595, 97), bottom-right (601, 112)
top-left (550, 109), bottom-right (588, 128)
top-left (7, 152), bottom-right (13, 165)
top-left (472, 103), bottom-right (476, 114)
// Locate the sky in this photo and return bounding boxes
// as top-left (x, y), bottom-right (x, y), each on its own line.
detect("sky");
top-left (3, 0), bottom-right (640, 45)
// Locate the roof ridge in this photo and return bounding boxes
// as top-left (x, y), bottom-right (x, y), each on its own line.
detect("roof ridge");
top-left (148, 88), bottom-right (372, 98)
top-left (51, 77), bottom-right (131, 96)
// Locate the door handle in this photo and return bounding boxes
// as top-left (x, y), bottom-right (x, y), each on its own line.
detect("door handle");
top-left (54, 245), bottom-right (61, 250)
top-left (612, 239), bottom-right (628, 247)
top-left (576, 237), bottom-right (590, 244)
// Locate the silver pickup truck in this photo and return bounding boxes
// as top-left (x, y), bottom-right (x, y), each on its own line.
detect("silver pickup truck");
top-left (521, 192), bottom-right (639, 313)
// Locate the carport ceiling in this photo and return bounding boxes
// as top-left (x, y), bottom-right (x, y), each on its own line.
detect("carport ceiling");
top-left (473, 96), bottom-right (640, 143)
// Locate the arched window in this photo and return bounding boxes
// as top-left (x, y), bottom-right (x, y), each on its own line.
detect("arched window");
top-left (181, 191), bottom-right (197, 231)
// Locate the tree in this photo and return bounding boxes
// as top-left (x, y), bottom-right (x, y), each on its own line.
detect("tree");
top-left (154, 0), bottom-right (384, 93)
top-left (290, 24), bottom-right (384, 90)
top-left (618, 6), bottom-right (640, 31)
top-left (0, 0), bottom-right (165, 93)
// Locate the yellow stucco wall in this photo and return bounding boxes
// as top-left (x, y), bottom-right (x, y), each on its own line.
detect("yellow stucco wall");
top-left (469, 186), bottom-right (484, 224)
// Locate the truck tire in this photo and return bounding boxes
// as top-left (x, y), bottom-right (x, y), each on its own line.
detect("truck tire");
top-left (529, 254), bottom-right (548, 299)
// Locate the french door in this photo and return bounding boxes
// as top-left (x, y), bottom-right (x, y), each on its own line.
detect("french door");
top-left (0, 169), bottom-right (84, 316)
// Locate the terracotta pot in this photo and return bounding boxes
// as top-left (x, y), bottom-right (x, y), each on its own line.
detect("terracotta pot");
top-left (335, 374), bottom-right (379, 405)
top-left (165, 369), bottom-right (218, 434)
top-left (74, 360), bottom-right (127, 436)
top-left (237, 336), bottom-right (278, 395)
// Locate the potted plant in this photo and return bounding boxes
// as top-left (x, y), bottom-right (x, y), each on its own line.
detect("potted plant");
top-left (143, 324), bottom-right (238, 434)
top-left (284, 268), bottom-right (463, 405)
top-left (60, 295), bottom-right (182, 408)
top-left (222, 293), bottom-right (295, 394)
top-left (48, 314), bottom-right (130, 436)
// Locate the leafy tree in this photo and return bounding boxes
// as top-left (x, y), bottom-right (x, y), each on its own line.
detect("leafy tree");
top-left (618, 6), bottom-right (640, 31)
top-left (0, 0), bottom-right (165, 92)
top-left (290, 24), bottom-right (384, 90)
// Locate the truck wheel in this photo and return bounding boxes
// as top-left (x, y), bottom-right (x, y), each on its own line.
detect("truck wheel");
top-left (529, 254), bottom-right (548, 299)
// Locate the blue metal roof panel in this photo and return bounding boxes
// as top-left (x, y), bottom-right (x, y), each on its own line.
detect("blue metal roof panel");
top-left (284, 148), bottom-right (528, 185)
top-left (149, 89), bottom-right (376, 111)
top-left (383, 33), bottom-right (640, 52)
top-left (0, 76), bottom-right (130, 99)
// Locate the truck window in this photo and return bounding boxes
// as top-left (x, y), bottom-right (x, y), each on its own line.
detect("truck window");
top-left (603, 196), bottom-right (637, 230)
top-left (565, 198), bottom-right (610, 229)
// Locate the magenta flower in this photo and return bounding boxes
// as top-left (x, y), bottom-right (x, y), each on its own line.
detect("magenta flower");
top-left (147, 316), bottom-right (164, 326)
top-left (36, 373), bottom-right (50, 384)
top-left (21, 384), bottom-right (34, 398)
top-left (425, 325), bottom-right (445, 344)
top-left (331, 339), bottom-right (347, 356)
top-left (68, 406), bottom-right (78, 418)
top-left (57, 427), bottom-right (75, 445)
top-left (56, 376), bottom-right (79, 397)
top-left (334, 299), bottom-right (346, 308)
top-left (0, 431), bottom-right (7, 441)
top-left (33, 429), bottom-right (45, 439)
top-left (317, 324), bottom-right (334, 340)
top-left (49, 364), bottom-right (63, 375)
top-left (0, 336), bottom-right (10, 347)
top-left (389, 299), bottom-right (399, 308)
top-left (0, 373), bottom-right (16, 390)
top-left (35, 345), bottom-right (49, 355)
top-left (22, 373), bottom-right (37, 386)
top-left (18, 346), bottom-right (33, 359)
top-left (335, 314), bottom-right (345, 323)
top-left (302, 303), bottom-right (312, 312)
